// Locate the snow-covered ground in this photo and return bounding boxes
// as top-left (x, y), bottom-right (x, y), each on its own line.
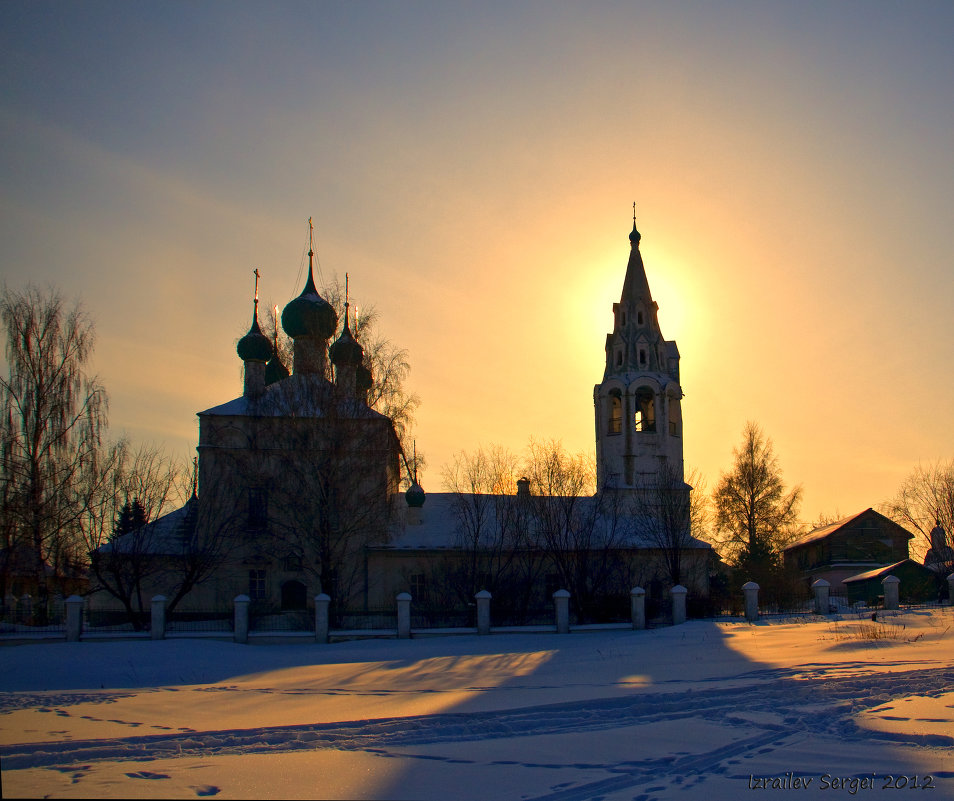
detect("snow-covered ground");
top-left (2, 609), bottom-right (953, 800)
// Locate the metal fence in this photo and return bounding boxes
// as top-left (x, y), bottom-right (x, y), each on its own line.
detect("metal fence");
top-left (0, 598), bottom-right (67, 635)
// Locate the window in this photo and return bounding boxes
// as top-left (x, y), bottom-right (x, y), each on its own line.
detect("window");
top-left (634, 388), bottom-right (656, 432)
top-left (638, 348), bottom-right (647, 367)
top-left (248, 488), bottom-right (268, 529)
top-left (608, 394), bottom-right (622, 434)
top-left (283, 554), bottom-right (303, 571)
top-left (637, 311), bottom-right (644, 325)
top-left (249, 569), bottom-right (266, 600)
top-left (616, 350), bottom-right (623, 367)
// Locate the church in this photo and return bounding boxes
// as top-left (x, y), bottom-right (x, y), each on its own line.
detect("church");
top-left (94, 213), bottom-right (711, 625)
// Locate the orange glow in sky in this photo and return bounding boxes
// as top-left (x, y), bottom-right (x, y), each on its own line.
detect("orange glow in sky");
top-left (1, 3), bottom-right (952, 526)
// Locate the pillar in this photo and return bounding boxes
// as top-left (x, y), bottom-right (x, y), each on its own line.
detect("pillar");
top-left (742, 581), bottom-right (760, 622)
top-left (396, 592), bottom-right (412, 639)
top-left (475, 590), bottom-right (491, 635)
top-left (882, 575), bottom-right (900, 610)
top-left (65, 595), bottom-right (83, 642)
top-left (234, 594), bottom-right (250, 643)
top-left (811, 579), bottom-right (831, 615)
top-left (315, 593), bottom-right (330, 644)
top-left (150, 595), bottom-right (166, 640)
top-left (553, 589), bottom-right (570, 634)
top-left (671, 585), bottom-right (687, 625)
top-left (630, 587), bottom-right (646, 630)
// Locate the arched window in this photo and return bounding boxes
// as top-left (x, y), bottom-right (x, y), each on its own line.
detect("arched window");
top-left (633, 388), bottom-right (656, 432)
top-left (668, 395), bottom-right (682, 437)
top-left (608, 393), bottom-right (622, 434)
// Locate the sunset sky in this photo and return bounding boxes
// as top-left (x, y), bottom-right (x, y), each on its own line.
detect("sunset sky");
top-left (2, 1), bottom-right (952, 527)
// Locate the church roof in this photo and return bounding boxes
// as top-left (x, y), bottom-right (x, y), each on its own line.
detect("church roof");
top-left (378, 492), bottom-right (712, 551)
top-left (98, 498), bottom-right (198, 556)
top-left (198, 372), bottom-right (388, 421)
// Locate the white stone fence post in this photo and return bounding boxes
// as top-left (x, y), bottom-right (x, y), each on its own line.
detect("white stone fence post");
top-left (396, 592), bottom-right (412, 639)
top-left (671, 585), bottom-right (687, 625)
top-left (811, 579), bottom-right (830, 615)
top-left (742, 582), bottom-right (760, 622)
top-left (234, 594), bottom-right (250, 643)
top-left (65, 595), bottom-right (83, 642)
top-left (630, 587), bottom-right (646, 630)
top-left (315, 593), bottom-right (330, 643)
top-left (882, 575), bottom-right (900, 610)
top-left (553, 589), bottom-right (570, 634)
top-left (151, 595), bottom-right (166, 640)
top-left (475, 590), bottom-right (492, 635)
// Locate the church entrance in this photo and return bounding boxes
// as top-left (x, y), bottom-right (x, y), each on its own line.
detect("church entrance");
top-left (281, 580), bottom-right (307, 611)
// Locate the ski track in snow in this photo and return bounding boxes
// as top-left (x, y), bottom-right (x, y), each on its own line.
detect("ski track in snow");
top-left (2, 662), bottom-right (953, 799)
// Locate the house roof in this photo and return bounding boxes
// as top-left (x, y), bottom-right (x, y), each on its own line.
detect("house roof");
top-left (783, 508), bottom-right (913, 551)
top-left (842, 559), bottom-right (932, 584)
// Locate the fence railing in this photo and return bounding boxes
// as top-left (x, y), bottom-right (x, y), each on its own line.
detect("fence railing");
top-left (11, 571), bottom-right (953, 643)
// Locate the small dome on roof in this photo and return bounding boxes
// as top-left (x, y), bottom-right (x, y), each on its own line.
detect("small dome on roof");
top-left (281, 251), bottom-right (338, 340)
top-left (405, 480), bottom-right (426, 508)
top-left (330, 313), bottom-right (364, 367)
top-left (629, 221), bottom-right (641, 246)
top-left (237, 309), bottom-right (273, 363)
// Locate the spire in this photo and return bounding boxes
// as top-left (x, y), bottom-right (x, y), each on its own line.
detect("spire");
top-left (237, 269), bottom-right (273, 364)
top-left (280, 218), bottom-right (338, 375)
top-left (620, 204), bottom-right (653, 309)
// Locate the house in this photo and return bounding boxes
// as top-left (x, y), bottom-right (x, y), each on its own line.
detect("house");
top-left (782, 509), bottom-right (913, 590)
top-left (842, 559), bottom-right (940, 605)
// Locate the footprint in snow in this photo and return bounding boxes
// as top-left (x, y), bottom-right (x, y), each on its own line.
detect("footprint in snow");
top-left (191, 785), bottom-right (221, 796)
top-left (125, 771), bottom-right (170, 780)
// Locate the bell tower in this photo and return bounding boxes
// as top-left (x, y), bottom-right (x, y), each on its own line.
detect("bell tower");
top-left (594, 208), bottom-right (684, 491)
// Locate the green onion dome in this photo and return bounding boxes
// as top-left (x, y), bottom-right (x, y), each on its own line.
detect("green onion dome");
top-left (329, 314), bottom-right (364, 367)
top-left (281, 252), bottom-right (338, 340)
top-left (237, 305), bottom-right (273, 363)
top-left (405, 480), bottom-right (426, 508)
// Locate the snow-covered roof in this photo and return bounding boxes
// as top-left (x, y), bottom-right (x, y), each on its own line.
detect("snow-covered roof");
top-left (841, 559), bottom-right (931, 584)
top-left (378, 492), bottom-right (712, 551)
top-left (199, 373), bottom-right (388, 422)
top-left (97, 499), bottom-right (197, 556)
top-left (783, 509), bottom-right (912, 551)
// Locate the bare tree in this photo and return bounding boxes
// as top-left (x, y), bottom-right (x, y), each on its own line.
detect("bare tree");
top-left (630, 464), bottom-right (709, 589)
top-left (523, 439), bottom-right (631, 622)
top-left (712, 421), bottom-right (802, 582)
top-left (439, 444), bottom-right (536, 611)
top-left (882, 459), bottom-right (954, 571)
top-left (83, 442), bottom-right (186, 628)
top-left (0, 285), bottom-right (111, 615)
